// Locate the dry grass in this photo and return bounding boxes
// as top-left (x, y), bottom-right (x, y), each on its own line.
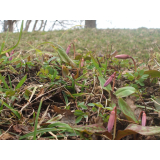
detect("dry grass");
top-left (1, 28), bottom-right (160, 62)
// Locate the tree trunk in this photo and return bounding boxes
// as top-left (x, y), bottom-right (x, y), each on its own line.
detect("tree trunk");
top-left (32, 20), bottom-right (38, 31)
top-left (8, 20), bottom-right (15, 32)
top-left (38, 20), bottom-right (44, 31)
top-left (3, 20), bottom-right (8, 32)
top-left (43, 20), bottom-right (47, 31)
top-left (85, 20), bottom-right (96, 28)
top-left (24, 20), bottom-right (32, 31)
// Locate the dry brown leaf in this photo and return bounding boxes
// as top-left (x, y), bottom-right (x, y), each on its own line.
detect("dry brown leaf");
top-left (75, 84), bottom-right (81, 93)
top-left (74, 68), bottom-right (79, 79)
top-left (12, 124), bottom-right (34, 134)
top-left (110, 50), bottom-right (118, 57)
top-left (134, 108), bottom-right (143, 120)
top-left (0, 132), bottom-right (15, 140)
top-left (158, 111), bottom-right (160, 118)
top-left (36, 88), bottom-right (44, 98)
top-left (126, 97), bottom-right (137, 111)
top-left (53, 106), bottom-right (75, 125)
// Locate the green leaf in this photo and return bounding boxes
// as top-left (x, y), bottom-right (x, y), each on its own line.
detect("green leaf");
top-left (116, 124), bottom-right (160, 140)
top-left (62, 91), bottom-right (68, 105)
top-left (78, 102), bottom-right (88, 109)
top-left (36, 41), bottom-right (77, 68)
top-left (0, 100), bottom-right (20, 119)
top-left (8, 75), bottom-right (12, 89)
top-left (1, 20), bottom-right (24, 55)
top-left (33, 98), bottom-right (43, 140)
top-left (56, 47), bottom-right (77, 68)
top-left (98, 76), bottom-right (112, 92)
top-left (19, 128), bottom-right (59, 140)
top-left (138, 70), bottom-right (144, 76)
top-left (0, 29), bottom-right (9, 54)
top-left (90, 54), bottom-right (102, 76)
top-left (144, 70), bottom-right (160, 78)
top-left (0, 75), bottom-right (9, 89)
top-left (73, 123), bottom-right (108, 133)
top-left (76, 116), bottom-right (83, 123)
top-left (15, 75), bottom-right (27, 90)
top-left (93, 102), bottom-right (104, 108)
top-left (47, 122), bottom-right (72, 129)
top-left (87, 103), bottom-right (95, 107)
top-left (74, 110), bottom-right (84, 116)
top-left (141, 74), bottom-right (149, 79)
top-left (115, 86), bottom-right (136, 98)
top-left (6, 90), bottom-right (15, 97)
top-left (71, 93), bottom-right (93, 97)
top-left (118, 98), bottom-right (138, 123)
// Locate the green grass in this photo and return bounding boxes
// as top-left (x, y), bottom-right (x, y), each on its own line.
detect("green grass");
top-left (1, 28), bottom-right (160, 62)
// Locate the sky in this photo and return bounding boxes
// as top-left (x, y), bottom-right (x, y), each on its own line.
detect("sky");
top-left (1, 0), bottom-right (160, 31)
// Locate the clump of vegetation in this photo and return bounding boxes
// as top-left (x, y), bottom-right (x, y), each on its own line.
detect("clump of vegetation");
top-left (1, 21), bottom-right (160, 140)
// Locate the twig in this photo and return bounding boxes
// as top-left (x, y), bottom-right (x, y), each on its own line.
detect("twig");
top-left (0, 124), bottom-right (13, 138)
top-left (48, 131), bottom-right (58, 140)
top-left (117, 117), bottom-right (137, 124)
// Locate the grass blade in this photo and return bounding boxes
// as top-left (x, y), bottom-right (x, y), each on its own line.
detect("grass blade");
top-left (33, 97), bottom-right (43, 140)
top-left (8, 75), bottom-right (12, 89)
top-left (0, 100), bottom-right (20, 119)
top-left (0, 29), bottom-right (9, 54)
top-left (15, 74), bottom-right (27, 90)
top-left (1, 20), bottom-right (24, 55)
top-left (0, 74), bottom-right (9, 89)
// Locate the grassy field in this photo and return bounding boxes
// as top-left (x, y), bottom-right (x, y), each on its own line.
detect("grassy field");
top-left (1, 28), bottom-right (160, 62)
top-left (1, 27), bottom-right (160, 140)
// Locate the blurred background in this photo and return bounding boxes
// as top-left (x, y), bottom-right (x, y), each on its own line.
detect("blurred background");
top-left (0, 20), bottom-right (159, 33)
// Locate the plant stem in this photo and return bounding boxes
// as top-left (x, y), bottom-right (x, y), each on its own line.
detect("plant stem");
top-left (130, 57), bottom-right (137, 72)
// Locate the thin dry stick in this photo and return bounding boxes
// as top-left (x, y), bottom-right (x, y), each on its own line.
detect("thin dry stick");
top-left (117, 117), bottom-right (137, 124)
top-left (20, 86), bottom-right (37, 113)
top-left (153, 58), bottom-right (160, 67)
top-left (102, 134), bottom-right (111, 140)
top-left (38, 105), bottom-right (50, 126)
top-left (48, 131), bottom-right (58, 140)
top-left (0, 124), bottom-right (13, 138)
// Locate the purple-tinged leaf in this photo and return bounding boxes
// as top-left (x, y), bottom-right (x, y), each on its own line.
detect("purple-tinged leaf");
top-left (115, 124), bottom-right (160, 140)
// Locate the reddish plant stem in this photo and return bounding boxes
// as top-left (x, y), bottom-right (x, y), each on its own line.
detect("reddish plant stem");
top-left (130, 57), bottom-right (137, 72)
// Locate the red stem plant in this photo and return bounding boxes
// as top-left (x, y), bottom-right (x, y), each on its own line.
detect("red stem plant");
top-left (115, 54), bottom-right (137, 72)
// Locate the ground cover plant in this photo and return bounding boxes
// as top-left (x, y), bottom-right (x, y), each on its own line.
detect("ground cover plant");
top-left (1, 21), bottom-right (160, 140)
